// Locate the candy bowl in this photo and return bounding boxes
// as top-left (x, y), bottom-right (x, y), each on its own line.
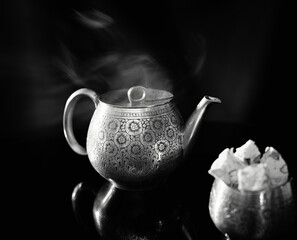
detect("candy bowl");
top-left (209, 177), bottom-right (296, 240)
top-left (208, 140), bottom-right (296, 240)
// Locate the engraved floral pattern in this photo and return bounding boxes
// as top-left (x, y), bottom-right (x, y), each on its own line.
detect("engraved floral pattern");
top-left (165, 126), bottom-right (176, 141)
top-left (146, 146), bottom-right (159, 162)
top-left (87, 104), bottom-right (183, 180)
top-left (140, 130), bottom-right (155, 146)
top-left (114, 131), bottom-right (130, 148)
top-left (106, 118), bottom-right (120, 133)
top-left (155, 140), bottom-right (170, 155)
top-left (103, 140), bottom-right (118, 157)
top-left (98, 130), bottom-right (106, 143)
top-left (128, 141), bottom-right (144, 157)
top-left (169, 113), bottom-right (178, 126)
top-left (150, 117), bottom-right (164, 134)
top-left (125, 157), bottom-right (147, 174)
top-left (126, 119), bottom-right (142, 135)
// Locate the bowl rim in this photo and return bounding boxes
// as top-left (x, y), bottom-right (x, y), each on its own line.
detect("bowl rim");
top-left (212, 176), bottom-right (294, 196)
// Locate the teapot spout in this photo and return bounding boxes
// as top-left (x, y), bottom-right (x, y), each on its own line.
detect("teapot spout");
top-left (183, 96), bottom-right (221, 159)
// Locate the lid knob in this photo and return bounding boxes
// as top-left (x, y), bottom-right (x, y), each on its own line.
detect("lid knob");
top-left (127, 86), bottom-right (146, 106)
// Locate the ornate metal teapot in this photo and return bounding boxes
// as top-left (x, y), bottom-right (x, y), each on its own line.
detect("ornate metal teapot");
top-left (63, 86), bottom-right (221, 190)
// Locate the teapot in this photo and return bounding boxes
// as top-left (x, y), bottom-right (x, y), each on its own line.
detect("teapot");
top-left (63, 86), bottom-right (221, 190)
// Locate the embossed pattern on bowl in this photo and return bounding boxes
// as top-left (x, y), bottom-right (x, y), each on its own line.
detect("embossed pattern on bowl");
top-left (209, 178), bottom-right (296, 240)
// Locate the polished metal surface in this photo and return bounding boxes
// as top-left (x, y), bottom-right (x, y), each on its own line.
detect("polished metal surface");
top-left (72, 181), bottom-right (196, 240)
top-left (63, 86), bottom-right (220, 190)
top-left (209, 178), bottom-right (296, 240)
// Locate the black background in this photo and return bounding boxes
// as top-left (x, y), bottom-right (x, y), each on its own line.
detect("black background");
top-left (2, 0), bottom-right (296, 136)
top-left (2, 0), bottom-right (296, 239)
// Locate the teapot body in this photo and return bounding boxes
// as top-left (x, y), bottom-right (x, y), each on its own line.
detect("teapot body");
top-left (87, 100), bottom-right (184, 190)
top-left (64, 87), bottom-right (221, 190)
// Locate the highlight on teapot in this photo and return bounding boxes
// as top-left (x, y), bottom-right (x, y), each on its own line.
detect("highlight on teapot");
top-left (208, 139), bottom-right (289, 192)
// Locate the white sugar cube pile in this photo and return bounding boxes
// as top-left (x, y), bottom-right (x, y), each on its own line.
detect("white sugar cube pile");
top-left (208, 140), bottom-right (289, 191)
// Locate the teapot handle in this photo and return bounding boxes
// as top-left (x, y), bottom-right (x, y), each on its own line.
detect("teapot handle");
top-left (63, 88), bottom-right (99, 155)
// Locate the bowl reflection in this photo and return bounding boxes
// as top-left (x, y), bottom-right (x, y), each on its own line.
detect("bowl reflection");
top-left (209, 178), bottom-right (296, 240)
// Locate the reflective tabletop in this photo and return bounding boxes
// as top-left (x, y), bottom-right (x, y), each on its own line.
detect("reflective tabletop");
top-left (11, 122), bottom-right (296, 240)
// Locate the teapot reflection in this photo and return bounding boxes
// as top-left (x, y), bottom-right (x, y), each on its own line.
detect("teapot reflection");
top-left (72, 181), bottom-right (196, 240)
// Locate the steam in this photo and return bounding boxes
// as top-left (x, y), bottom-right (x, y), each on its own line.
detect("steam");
top-left (84, 52), bottom-right (173, 91)
top-left (57, 46), bottom-right (173, 94)
top-left (24, 8), bottom-right (178, 136)
top-left (57, 45), bottom-right (82, 86)
top-left (76, 10), bottom-right (114, 29)
top-left (57, 9), bottom-right (173, 93)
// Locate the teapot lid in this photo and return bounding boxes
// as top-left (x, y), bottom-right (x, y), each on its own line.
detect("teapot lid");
top-left (100, 86), bottom-right (173, 107)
